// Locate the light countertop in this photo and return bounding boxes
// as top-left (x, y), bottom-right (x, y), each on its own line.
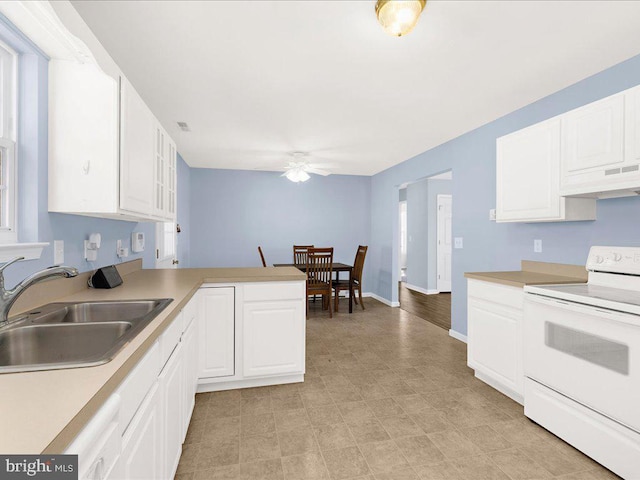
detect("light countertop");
top-left (0, 265), bottom-right (305, 454)
top-left (464, 260), bottom-right (588, 288)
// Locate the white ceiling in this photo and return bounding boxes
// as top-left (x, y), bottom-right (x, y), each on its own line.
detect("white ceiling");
top-left (70, 0), bottom-right (640, 176)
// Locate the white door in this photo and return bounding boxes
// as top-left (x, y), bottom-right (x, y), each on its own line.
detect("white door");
top-left (399, 201), bottom-right (407, 272)
top-left (436, 194), bottom-right (452, 292)
top-left (156, 222), bottom-right (177, 268)
top-left (199, 287), bottom-right (235, 378)
top-left (181, 317), bottom-right (198, 442)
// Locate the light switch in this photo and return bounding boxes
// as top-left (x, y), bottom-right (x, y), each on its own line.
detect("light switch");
top-left (454, 237), bottom-right (463, 249)
top-left (53, 240), bottom-right (64, 265)
top-left (534, 239), bottom-right (542, 253)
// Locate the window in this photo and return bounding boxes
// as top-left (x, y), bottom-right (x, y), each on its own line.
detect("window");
top-left (0, 40), bottom-right (16, 244)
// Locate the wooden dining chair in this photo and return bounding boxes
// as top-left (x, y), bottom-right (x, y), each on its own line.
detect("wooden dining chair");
top-left (293, 245), bottom-right (314, 265)
top-left (333, 245), bottom-right (368, 312)
top-left (306, 247), bottom-right (334, 318)
top-left (258, 246), bottom-right (267, 267)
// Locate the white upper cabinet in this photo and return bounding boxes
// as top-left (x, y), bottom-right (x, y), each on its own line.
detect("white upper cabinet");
top-left (624, 85), bottom-right (640, 172)
top-left (120, 76), bottom-right (155, 216)
top-left (560, 93), bottom-right (629, 197)
top-left (49, 60), bottom-right (120, 217)
top-left (153, 124), bottom-right (177, 221)
top-left (496, 118), bottom-right (595, 223)
top-left (49, 61), bottom-right (177, 222)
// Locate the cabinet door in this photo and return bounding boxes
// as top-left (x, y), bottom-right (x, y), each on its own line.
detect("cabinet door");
top-left (468, 297), bottom-right (523, 397)
top-left (160, 343), bottom-right (183, 480)
top-left (120, 382), bottom-right (162, 480)
top-left (243, 300), bottom-right (305, 378)
top-left (49, 60), bottom-right (119, 214)
top-left (562, 94), bottom-right (624, 175)
top-left (153, 124), bottom-right (167, 218)
top-left (199, 287), bottom-right (235, 378)
top-left (182, 318), bottom-right (198, 442)
top-left (119, 77), bottom-right (154, 216)
top-left (167, 139), bottom-right (177, 221)
top-left (496, 118), bottom-right (562, 221)
top-left (625, 85), bottom-right (640, 165)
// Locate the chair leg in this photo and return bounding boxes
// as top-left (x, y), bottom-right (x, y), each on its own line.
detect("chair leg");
top-left (306, 294), bottom-right (309, 316)
top-left (358, 287), bottom-right (364, 310)
top-left (334, 287), bottom-right (339, 312)
top-left (328, 292), bottom-right (332, 318)
top-left (352, 285), bottom-right (358, 305)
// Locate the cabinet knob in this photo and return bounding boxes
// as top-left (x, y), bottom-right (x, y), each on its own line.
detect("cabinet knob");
top-left (172, 259), bottom-right (179, 265)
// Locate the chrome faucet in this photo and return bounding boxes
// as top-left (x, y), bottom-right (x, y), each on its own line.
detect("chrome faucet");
top-left (0, 257), bottom-right (79, 327)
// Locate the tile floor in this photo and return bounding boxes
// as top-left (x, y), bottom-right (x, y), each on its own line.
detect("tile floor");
top-left (175, 298), bottom-right (619, 480)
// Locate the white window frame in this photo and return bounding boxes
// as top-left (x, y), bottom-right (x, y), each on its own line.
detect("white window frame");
top-left (0, 39), bottom-right (17, 245)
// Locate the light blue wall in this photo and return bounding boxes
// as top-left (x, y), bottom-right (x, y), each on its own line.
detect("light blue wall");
top-left (406, 179), bottom-right (429, 289)
top-left (426, 179), bottom-right (451, 291)
top-left (0, 16), bottom-right (158, 288)
top-left (189, 169), bottom-right (371, 271)
top-left (370, 53), bottom-right (640, 336)
top-left (176, 153), bottom-right (191, 268)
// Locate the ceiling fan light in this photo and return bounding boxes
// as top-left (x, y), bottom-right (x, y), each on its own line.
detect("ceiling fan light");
top-left (375, 0), bottom-right (426, 37)
top-left (285, 169), bottom-right (310, 183)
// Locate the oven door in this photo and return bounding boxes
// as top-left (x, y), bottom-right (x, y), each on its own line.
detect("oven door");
top-left (524, 293), bottom-right (640, 433)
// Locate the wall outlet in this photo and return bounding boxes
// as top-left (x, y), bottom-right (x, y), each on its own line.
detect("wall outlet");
top-left (534, 239), bottom-right (542, 253)
top-left (116, 239), bottom-right (129, 258)
top-left (53, 240), bottom-right (64, 265)
top-left (489, 209), bottom-right (496, 221)
top-left (454, 237), bottom-right (463, 249)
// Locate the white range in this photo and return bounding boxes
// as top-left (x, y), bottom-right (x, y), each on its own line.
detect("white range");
top-left (524, 246), bottom-right (640, 479)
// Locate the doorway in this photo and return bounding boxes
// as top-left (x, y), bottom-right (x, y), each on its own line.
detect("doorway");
top-left (156, 222), bottom-right (178, 268)
top-left (398, 171), bottom-right (452, 331)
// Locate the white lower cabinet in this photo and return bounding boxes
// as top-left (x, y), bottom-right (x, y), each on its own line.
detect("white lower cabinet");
top-left (182, 316), bottom-right (198, 442)
top-left (199, 287), bottom-right (235, 378)
top-left (120, 382), bottom-right (162, 480)
top-left (160, 342), bottom-right (184, 480)
top-left (198, 281), bottom-right (306, 391)
top-left (467, 279), bottom-right (524, 404)
top-left (243, 300), bottom-right (305, 378)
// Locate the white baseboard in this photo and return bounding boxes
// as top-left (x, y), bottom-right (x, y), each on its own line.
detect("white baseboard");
top-left (197, 374), bottom-right (304, 393)
top-left (404, 283), bottom-right (439, 295)
top-left (449, 329), bottom-right (467, 343)
top-left (363, 292), bottom-right (399, 307)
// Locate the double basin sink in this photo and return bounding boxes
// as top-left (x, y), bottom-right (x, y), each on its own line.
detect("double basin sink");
top-left (0, 298), bottom-right (173, 374)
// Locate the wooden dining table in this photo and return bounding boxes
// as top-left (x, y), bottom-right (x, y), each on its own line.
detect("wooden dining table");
top-left (273, 262), bottom-right (354, 313)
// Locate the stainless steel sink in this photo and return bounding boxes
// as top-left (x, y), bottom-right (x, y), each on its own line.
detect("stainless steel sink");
top-left (0, 298), bottom-right (172, 373)
top-left (24, 300), bottom-right (169, 325)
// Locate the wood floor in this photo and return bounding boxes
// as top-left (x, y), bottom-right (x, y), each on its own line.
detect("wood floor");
top-left (399, 282), bottom-right (451, 331)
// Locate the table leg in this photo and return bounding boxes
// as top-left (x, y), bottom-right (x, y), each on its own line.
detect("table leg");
top-left (349, 268), bottom-right (353, 314)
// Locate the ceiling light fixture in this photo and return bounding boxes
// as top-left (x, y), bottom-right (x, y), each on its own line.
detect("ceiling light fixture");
top-left (285, 167), bottom-right (311, 183)
top-left (375, 0), bottom-right (426, 37)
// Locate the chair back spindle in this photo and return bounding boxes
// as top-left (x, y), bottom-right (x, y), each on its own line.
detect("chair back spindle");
top-left (293, 244), bottom-right (314, 266)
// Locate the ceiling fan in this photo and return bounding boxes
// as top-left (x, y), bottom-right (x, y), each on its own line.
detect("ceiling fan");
top-left (281, 152), bottom-right (333, 183)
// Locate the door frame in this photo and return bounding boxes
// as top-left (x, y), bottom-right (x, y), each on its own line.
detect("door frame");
top-left (436, 194), bottom-right (452, 292)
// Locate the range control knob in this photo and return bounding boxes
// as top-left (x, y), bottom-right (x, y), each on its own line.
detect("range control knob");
top-left (594, 255), bottom-right (605, 264)
top-left (612, 253), bottom-right (622, 262)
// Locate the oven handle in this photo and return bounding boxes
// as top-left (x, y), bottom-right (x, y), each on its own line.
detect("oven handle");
top-left (525, 293), bottom-right (640, 325)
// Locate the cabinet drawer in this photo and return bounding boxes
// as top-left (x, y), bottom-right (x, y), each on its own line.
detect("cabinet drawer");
top-left (244, 282), bottom-right (304, 302)
top-left (467, 279), bottom-right (523, 310)
top-left (117, 341), bottom-right (160, 436)
top-left (160, 312), bottom-right (183, 368)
